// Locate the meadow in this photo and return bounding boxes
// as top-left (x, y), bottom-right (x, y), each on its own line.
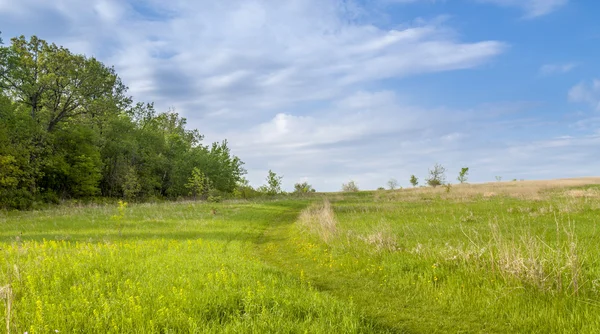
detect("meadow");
top-left (1, 178), bottom-right (600, 333)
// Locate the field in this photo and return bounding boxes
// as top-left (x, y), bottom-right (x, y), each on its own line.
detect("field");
top-left (1, 178), bottom-right (600, 333)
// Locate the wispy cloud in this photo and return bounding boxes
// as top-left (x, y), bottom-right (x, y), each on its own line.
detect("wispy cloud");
top-left (477, 0), bottom-right (568, 18)
top-left (569, 79), bottom-right (600, 111)
top-left (540, 62), bottom-right (577, 75)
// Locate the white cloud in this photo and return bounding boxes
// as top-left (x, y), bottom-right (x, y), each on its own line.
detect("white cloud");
top-left (569, 80), bottom-right (600, 111)
top-left (540, 62), bottom-right (577, 75)
top-left (476, 0), bottom-right (568, 18)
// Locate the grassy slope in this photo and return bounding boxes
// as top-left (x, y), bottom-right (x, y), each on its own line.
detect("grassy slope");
top-left (1, 178), bottom-right (600, 333)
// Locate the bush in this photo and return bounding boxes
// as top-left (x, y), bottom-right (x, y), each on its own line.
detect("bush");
top-left (294, 182), bottom-right (316, 194)
top-left (426, 163), bottom-right (446, 188)
top-left (0, 188), bottom-right (34, 210)
top-left (341, 181), bottom-right (359, 192)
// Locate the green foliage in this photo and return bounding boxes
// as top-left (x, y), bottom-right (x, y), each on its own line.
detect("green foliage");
top-left (122, 166), bottom-right (141, 200)
top-left (186, 167), bottom-right (211, 200)
top-left (426, 163), bottom-right (446, 188)
top-left (0, 34), bottom-right (245, 208)
top-left (260, 170), bottom-right (283, 195)
top-left (409, 175), bottom-right (418, 187)
top-left (341, 180), bottom-right (359, 192)
top-left (387, 178), bottom-right (398, 190)
top-left (457, 167), bottom-right (469, 184)
top-left (294, 181), bottom-right (315, 194)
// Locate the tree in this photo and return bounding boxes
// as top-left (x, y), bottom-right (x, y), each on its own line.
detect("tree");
top-left (457, 167), bottom-right (469, 184)
top-left (387, 178), bottom-right (398, 190)
top-left (186, 167), bottom-right (210, 200)
top-left (0, 36), bottom-right (129, 131)
top-left (261, 170), bottom-right (282, 195)
top-left (294, 181), bottom-right (315, 194)
top-left (341, 180), bottom-right (359, 192)
top-left (409, 175), bottom-right (419, 187)
top-left (426, 163), bottom-right (446, 188)
top-left (0, 35), bottom-right (129, 195)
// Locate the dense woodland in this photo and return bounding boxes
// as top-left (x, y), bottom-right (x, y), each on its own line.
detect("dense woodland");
top-left (0, 34), bottom-right (246, 209)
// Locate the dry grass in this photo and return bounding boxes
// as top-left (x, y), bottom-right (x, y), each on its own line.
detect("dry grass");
top-left (359, 223), bottom-right (398, 253)
top-left (381, 177), bottom-right (600, 202)
top-left (454, 219), bottom-right (584, 293)
top-left (298, 200), bottom-right (338, 243)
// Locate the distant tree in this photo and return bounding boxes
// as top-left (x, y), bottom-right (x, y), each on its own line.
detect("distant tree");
top-left (457, 167), bottom-right (469, 184)
top-left (186, 167), bottom-right (210, 200)
top-left (426, 163), bottom-right (446, 188)
top-left (377, 187), bottom-right (385, 191)
top-left (409, 175), bottom-right (419, 187)
top-left (495, 176), bottom-right (502, 182)
top-left (294, 181), bottom-right (315, 194)
top-left (387, 178), bottom-right (398, 190)
top-left (341, 180), bottom-right (359, 192)
top-left (260, 170), bottom-right (282, 195)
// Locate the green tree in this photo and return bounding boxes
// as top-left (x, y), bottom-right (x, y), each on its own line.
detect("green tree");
top-left (262, 170), bottom-right (283, 195)
top-left (186, 167), bottom-right (210, 200)
top-left (426, 163), bottom-right (446, 188)
top-left (457, 167), bottom-right (469, 184)
top-left (0, 35), bottom-right (129, 195)
top-left (294, 181), bottom-right (315, 194)
top-left (409, 175), bottom-right (418, 187)
top-left (387, 178), bottom-right (398, 190)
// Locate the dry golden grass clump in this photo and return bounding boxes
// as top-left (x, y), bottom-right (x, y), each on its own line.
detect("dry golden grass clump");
top-left (298, 200), bottom-right (338, 243)
top-left (359, 224), bottom-right (399, 253)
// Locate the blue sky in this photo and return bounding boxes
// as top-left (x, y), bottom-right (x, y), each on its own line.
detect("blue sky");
top-left (1, 0), bottom-right (599, 191)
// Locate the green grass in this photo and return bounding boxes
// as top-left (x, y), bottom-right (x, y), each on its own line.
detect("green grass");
top-left (1, 182), bottom-right (600, 333)
top-left (0, 200), bottom-right (377, 333)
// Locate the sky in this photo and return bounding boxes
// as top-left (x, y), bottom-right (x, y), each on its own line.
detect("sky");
top-left (1, 0), bottom-right (599, 191)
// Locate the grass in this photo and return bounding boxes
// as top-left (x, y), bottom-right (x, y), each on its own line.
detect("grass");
top-left (1, 178), bottom-right (600, 333)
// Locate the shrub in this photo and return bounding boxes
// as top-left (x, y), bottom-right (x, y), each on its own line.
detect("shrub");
top-left (426, 163), bottom-right (446, 188)
top-left (294, 182), bottom-right (316, 194)
top-left (341, 181), bottom-right (359, 192)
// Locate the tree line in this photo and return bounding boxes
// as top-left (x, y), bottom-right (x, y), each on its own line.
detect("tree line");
top-left (0, 34), bottom-right (245, 209)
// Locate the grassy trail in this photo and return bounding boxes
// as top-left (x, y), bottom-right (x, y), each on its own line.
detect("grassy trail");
top-left (256, 205), bottom-right (410, 334)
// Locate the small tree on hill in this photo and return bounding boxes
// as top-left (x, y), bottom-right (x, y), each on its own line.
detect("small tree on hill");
top-left (457, 167), bottom-right (469, 184)
top-left (409, 175), bottom-right (419, 187)
top-left (387, 178), bottom-right (398, 190)
top-left (426, 163), bottom-right (446, 188)
top-left (342, 180), bottom-right (359, 192)
top-left (294, 182), bottom-right (315, 194)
